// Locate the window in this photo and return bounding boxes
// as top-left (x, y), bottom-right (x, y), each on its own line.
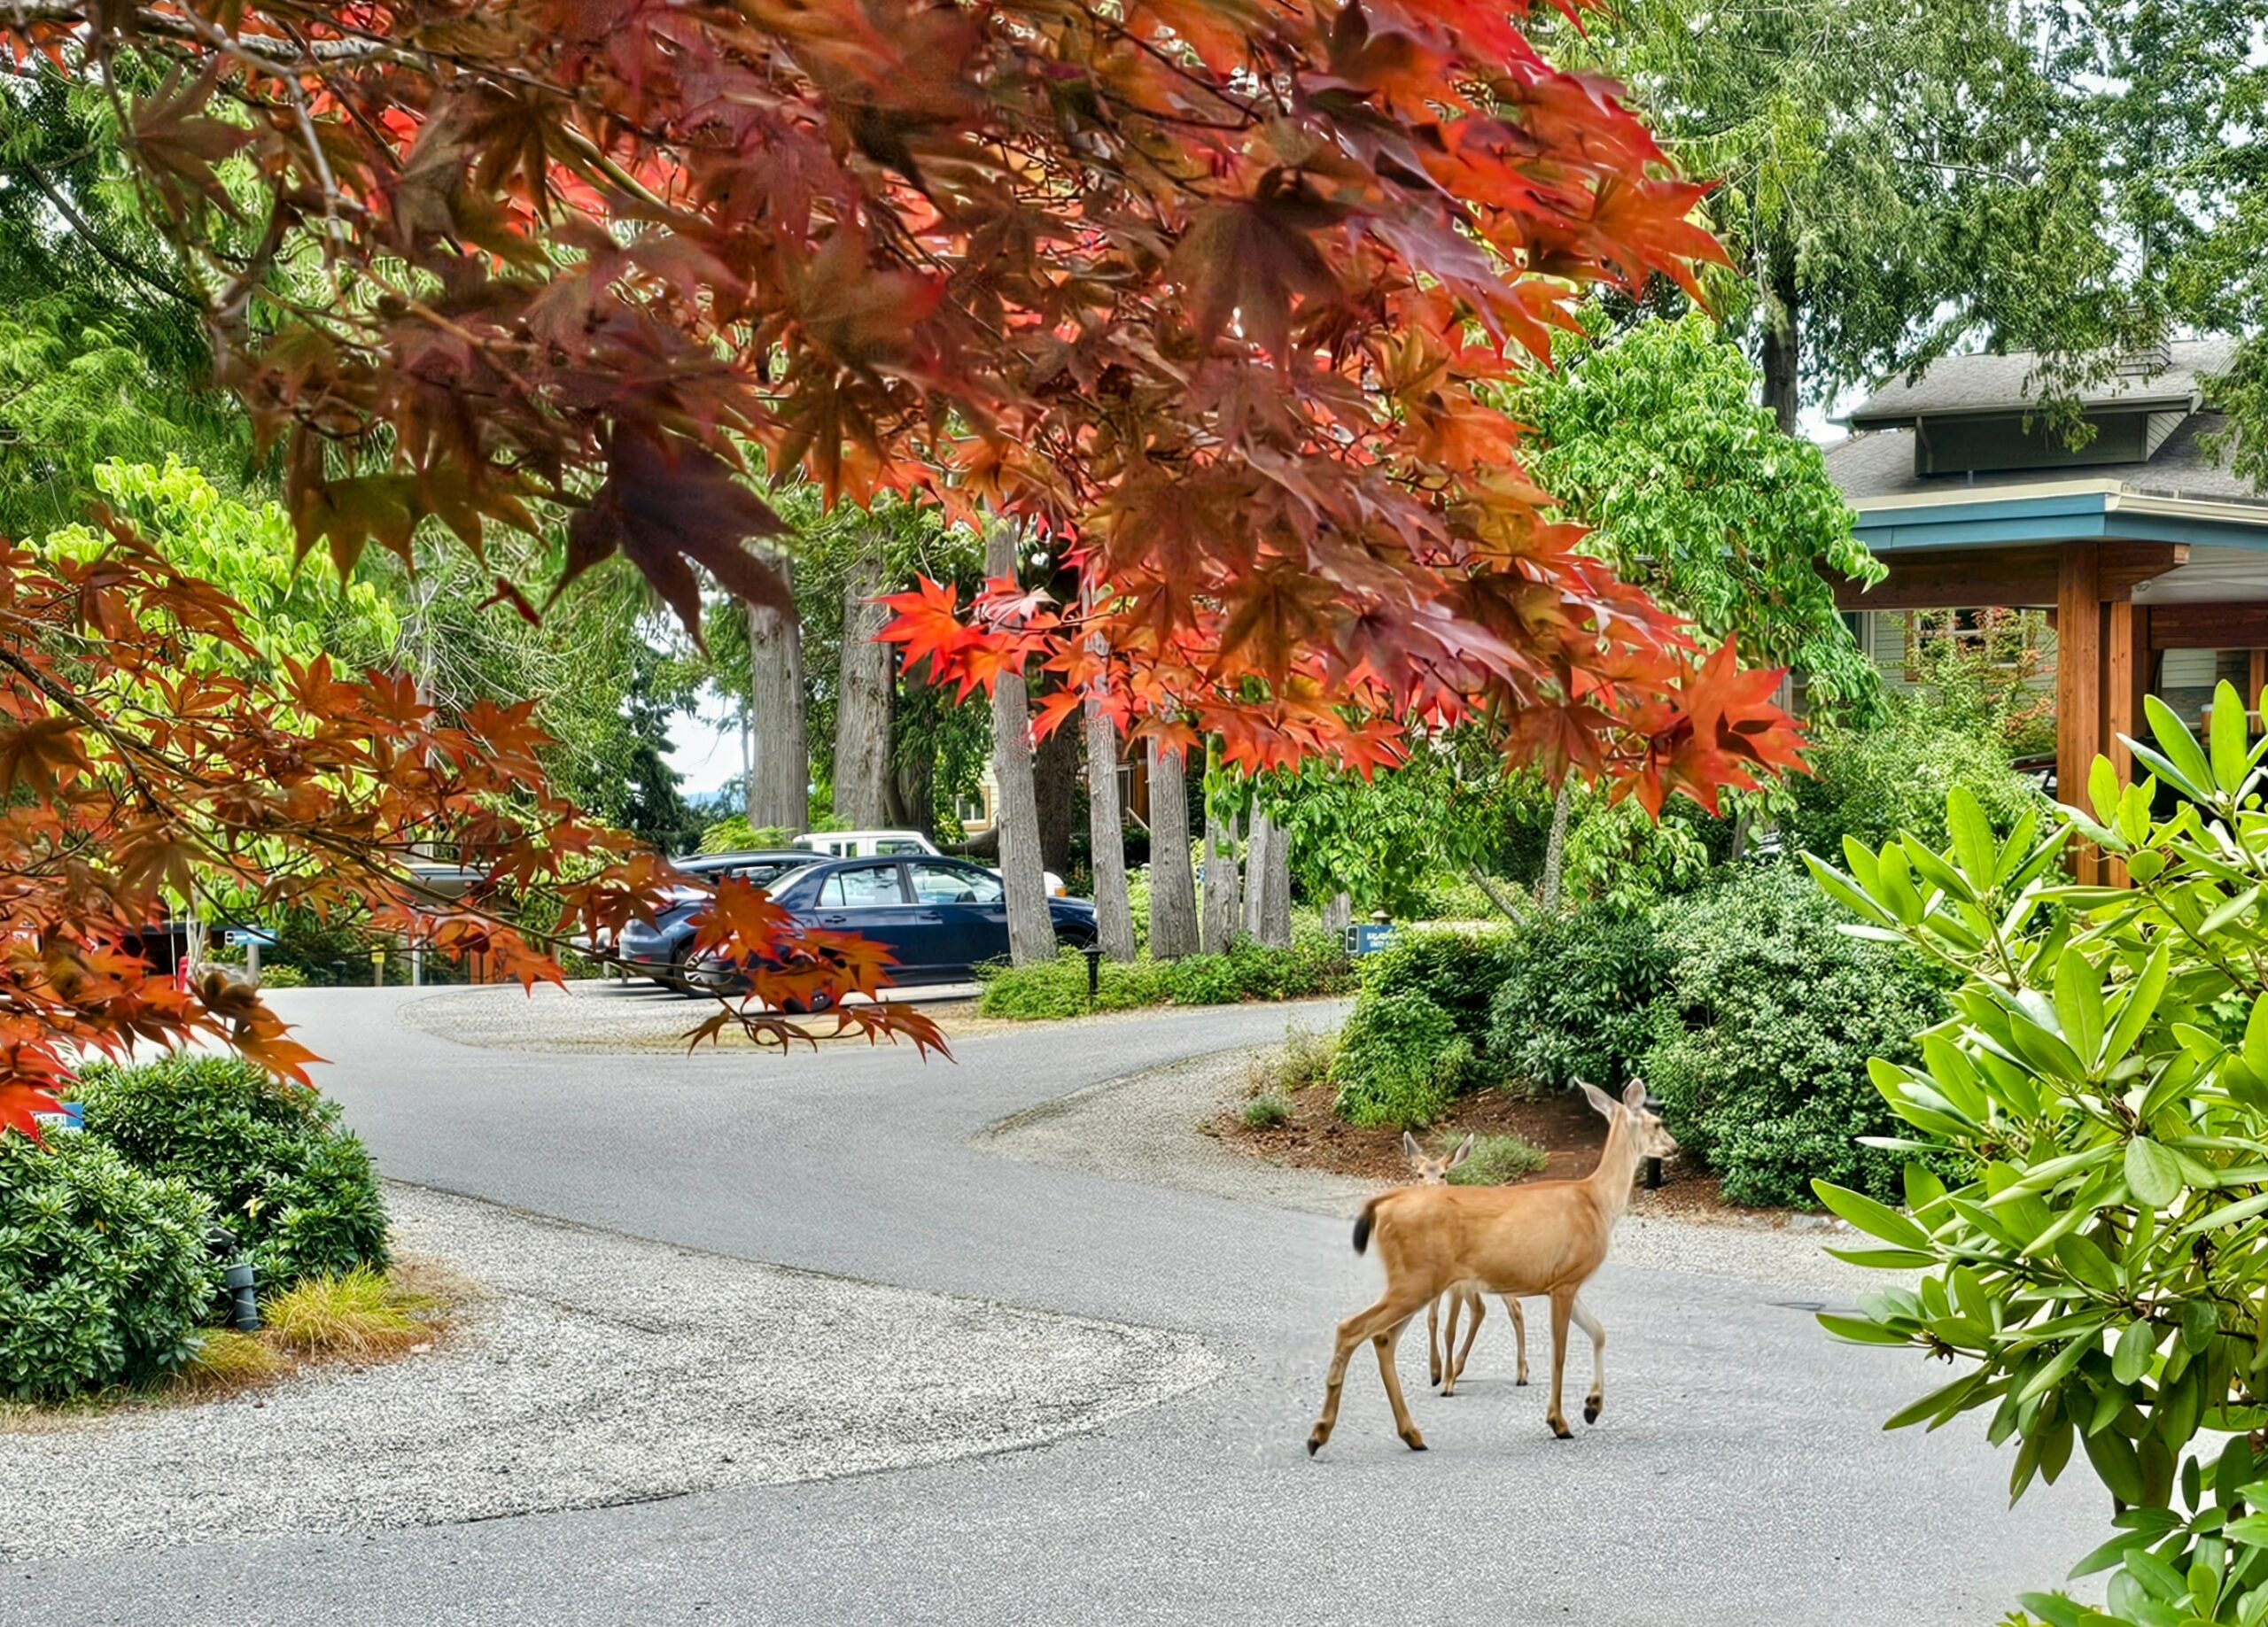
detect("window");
top-left (1902, 607), bottom-right (2049, 680)
top-left (877, 839), bottom-right (928, 856)
top-left (908, 863), bottom-right (1003, 905)
top-left (817, 864), bottom-right (905, 907)
top-left (723, 860), bottom-right (804, 888)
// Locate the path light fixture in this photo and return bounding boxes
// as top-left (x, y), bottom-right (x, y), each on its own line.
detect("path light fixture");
top-left (1080, 941), bottom-right (1104, 1008)
top-left (206, 1223), bottom-right (260, 1332)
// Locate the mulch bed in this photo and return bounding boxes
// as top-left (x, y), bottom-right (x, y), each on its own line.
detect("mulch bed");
top-left (1209, 1074), bottom-right (1767, 1225)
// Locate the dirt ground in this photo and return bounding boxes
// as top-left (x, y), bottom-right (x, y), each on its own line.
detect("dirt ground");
top-left (1209, 1073), bottom-right (1786, 1226)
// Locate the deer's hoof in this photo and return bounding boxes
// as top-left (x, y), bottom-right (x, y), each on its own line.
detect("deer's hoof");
top-left (1516, 1374), bottom-right (1529, 1387)
top-left (1402, 1430), bottom-right (1427, 1453)
top-left (1584, 1398), bottom-right (1602, 1424)
top-left (1550, 1419), bottom-right (1573, 1440)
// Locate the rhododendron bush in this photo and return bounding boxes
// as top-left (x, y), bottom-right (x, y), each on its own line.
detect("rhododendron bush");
top-left (0, 0), bottom-right (1808, 1129)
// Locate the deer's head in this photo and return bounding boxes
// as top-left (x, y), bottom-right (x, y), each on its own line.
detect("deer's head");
top-left (1580, 1078), bottom-right (1679, 1163)
top-left (1402, 1131), bottom-right (1474, 1185)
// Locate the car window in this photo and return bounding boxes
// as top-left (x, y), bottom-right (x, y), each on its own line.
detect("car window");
top-left (817, 864), bottom-right (905, 907)
top-left (877, 839), bottom-right (928, 856)
top-left (908, 863), bottom-right (1003, 905)
top-left (724, 859), bottom-right (805, 888)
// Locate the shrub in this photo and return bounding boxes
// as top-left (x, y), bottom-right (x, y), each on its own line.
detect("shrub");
top-left (0, 1133), bottom-right (212, 1401)
top-left (1446, 1133), bottom-right (1547, 1185)
top-left (1487, 900), bottom-right (1668, 1093)
top-left (1245, 1024), bottom-right (1336, 1096)
top-left (75, 1056), bottom-right (388, 1300)
top-left (1333, 990), bottom-right (1458, 1128)
top-left (1241, 1092), bottom-right (1291, 1129)
top-left (1638, 863), bottom-right (1954, 1206)
top-left (263, 1267), bottom-right (432, 1360)
top-left (1784, 702), bottom-right (2043, 857)
top-left (975, 935), bottom-right (1354, 1019)
top-left (252, 963), bottom-right (308, 988)
top-left (976, 952), bottom-right (1172, 1019)
top-left (1358, 928), bottom-right (1518, 1046)
top-left (697, 815), bottom-right (796, 855)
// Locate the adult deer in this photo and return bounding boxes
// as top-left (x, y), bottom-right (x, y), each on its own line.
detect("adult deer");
top-left (1310, 1081), bottom-right (1674, 1454)
top-left (1401, 1133), bottom-right (1529, 1395)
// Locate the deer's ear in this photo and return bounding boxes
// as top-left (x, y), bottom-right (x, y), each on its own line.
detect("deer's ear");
top-left (1623, 1078), bottom-right (1648, 1111)
top-left (1578, 1081), bottom-right (1616, 1119)
top-left (1447, 1134), bottom-right (1475, 1168)
top-left (1402, 1131), bottom-right (1422, 1163)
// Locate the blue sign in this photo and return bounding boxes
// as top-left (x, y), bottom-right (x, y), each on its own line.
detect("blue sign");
top-left (1345, 924), bottom-right (1399, 957)
top-left (30, 1102), bottom-right (83, 1135)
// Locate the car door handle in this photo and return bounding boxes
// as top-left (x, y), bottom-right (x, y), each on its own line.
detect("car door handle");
top-left (916, 911), bottom-right (944, 923)
top-left (819, 914), bottom-right (849, 926)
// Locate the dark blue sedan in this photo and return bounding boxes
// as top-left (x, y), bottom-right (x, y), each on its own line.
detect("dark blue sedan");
top-left (680, 855), bottom-right (1097, 994)
top-left (617, 850), bottom-right (821, 982)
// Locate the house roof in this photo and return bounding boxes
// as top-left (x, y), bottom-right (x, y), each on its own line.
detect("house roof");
top-left (1842, 336), bottom-right (2241, 429)
top-left (1823, 411), bottom-right (2268, 509)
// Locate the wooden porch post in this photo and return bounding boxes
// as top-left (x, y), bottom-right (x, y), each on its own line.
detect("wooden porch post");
top-left (2251, 650), bottom-right (2268, 723)
top-left (2057, 542), bottom-right (2106, 884)
top-left (2104, 601), bottom-right (2151, 887)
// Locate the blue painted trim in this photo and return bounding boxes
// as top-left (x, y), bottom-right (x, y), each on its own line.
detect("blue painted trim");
top-left (1852, 492), bottom-right (2268, 554)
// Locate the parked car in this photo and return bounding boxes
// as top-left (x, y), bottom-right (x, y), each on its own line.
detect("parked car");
top-left (616, 850), bottom-right (821, 981)
top-left (683, 855), bottom-right (1097, 996)
top-left (792, 828), bottom-right (1068, 897)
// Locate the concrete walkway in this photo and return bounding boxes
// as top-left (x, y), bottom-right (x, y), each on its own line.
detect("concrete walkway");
top-left (1, 985), bottom-right (2106, 1625)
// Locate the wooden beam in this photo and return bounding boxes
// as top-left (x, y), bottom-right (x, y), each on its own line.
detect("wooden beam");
top-left (2251, 651), bottom-right (2267, 720)
top-left (1836, 541), bottom-right (2187, 612)
top-left (2058, 542), bottom-right (2106, 885)
top-left (2148, 602), bottom-right (2268, 650)
top-left (2106, 602), bottom-right (2149, 784)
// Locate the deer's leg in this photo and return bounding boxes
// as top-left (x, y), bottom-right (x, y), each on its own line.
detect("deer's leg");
top-left (1507, 1296), bottom-right (1528, 1386)
top-left (1309, 1287), bottom-right (1431, 1455)
top-left (1437, 1292), bottom-right (1462, 1392)
top-left (1573, 1295), bottom-right (1606, 1424)
top-left (1546, 1289), bottom-right (1575, 1439)
top-left (1426, 1296), bottom-right (1442, 1386)
top-left (1446, 1290), bottom-right (1484, 1394)
top-left (1371, 1313), bottom-right (1426, 1452)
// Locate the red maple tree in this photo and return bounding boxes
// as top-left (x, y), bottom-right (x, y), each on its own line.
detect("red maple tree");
top-left (0, 0), bottom-right (1809, 1132)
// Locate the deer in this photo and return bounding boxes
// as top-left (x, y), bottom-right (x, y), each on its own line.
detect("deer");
top-left (1309, 1080), bottom-right (1675, 1455)
top-left (1401, 1132), bottom-right (1530, 1396)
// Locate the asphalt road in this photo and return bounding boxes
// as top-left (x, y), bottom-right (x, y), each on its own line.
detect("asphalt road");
top-left (7, 986), bottom-right (2106, 1625)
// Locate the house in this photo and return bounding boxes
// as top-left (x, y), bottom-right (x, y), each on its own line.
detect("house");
top-left (1824, 337), bottom-right (2268, 881)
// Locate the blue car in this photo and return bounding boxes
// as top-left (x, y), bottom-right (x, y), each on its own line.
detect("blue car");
top-left (684, 855), bottom-right (1098, 994)
top-left (617, 850), bottom-right (822, 983)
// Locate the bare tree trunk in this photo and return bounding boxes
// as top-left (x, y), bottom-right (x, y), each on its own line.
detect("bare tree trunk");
top-left (747, 552), bottom-right (808, 833)
top-left (1539, 779), bottom-right (1574, 911)
top-left (1467, 867), bottom-right (1533, 925)
top-left (1084, 695), bottom-right (1137, 961)
top-left (833, 530), bottom-right (894, 827)
top-left (1245, 808), bottom-right (1292, 948)
top-left (1760, 247), bottom-right (1801, 436)
top-left (1201, 796), bottom-right (1241, 954)
top-left (1321, 891), bottom-right (1353, 937)
top-left (1032, 711), bottom-right (1079, 876)
top-left (889, 660), bottom-right (936, 836)
top-left (1146, 739), bottom-right (1199, 959)
top-left (987, 525), bottom-right (1053, 965)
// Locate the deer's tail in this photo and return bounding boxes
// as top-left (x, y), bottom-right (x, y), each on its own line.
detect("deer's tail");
top-left (1353, 1195), bottom-right (1385, 1256)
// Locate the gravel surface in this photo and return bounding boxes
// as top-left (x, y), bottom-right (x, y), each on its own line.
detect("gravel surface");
top-left (0, 1182), bottom-right (1218, 1561)
top-left (983, 1046), bottom-right (1879, 1298)
top-left (394, 978), bottom-right (995, 1051)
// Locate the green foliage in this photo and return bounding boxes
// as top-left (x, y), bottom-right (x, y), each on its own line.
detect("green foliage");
top-left (1640, 864), bottom-right (1955, 1206)
top-left (1561, 793), bottom-right (1719, 910)
top-left (975, 936), bottom-right (1354, 1021)
top-left (1806, 695), bottom-right (2268, 1623)
top-left (1245, 1024), bottom-right (1337, 1097)
top-left (75, 1057), bottom-right (388, 1300)
top-left (1787, 701), bottom-right (2047, 857)
top-left (697, 816), bottom-right (796, 855)
top-left (1332, 991), bottom-right (1459, 1129)
top-left (1241, 1092), bottom-right (1292, 1129)
top-left (1445, 1133), bottom-right (1548, 1185)
top-left (1487, 902), bottom-right (1670, 1095)
top-left (1358, 929), bottom-right (1518, 1047)
top-left (0, 1132), bottom-right (212, 1401)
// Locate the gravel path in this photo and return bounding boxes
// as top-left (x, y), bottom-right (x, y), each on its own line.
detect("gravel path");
top-left (982, 1046), bottom-right (1878, 1298)
top-left (393, 978), bottom-right (996, 1051)
top-left (0, 1182), bottom-right (1218, 1561)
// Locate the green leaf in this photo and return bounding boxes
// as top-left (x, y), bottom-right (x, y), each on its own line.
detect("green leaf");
top-left (2184, 1298), bottom-right (2220, 1354)
top-left (1816, 1312), bottom-right (1909, 1347)
top-left (1946, 785), bottom-right (1995, 882)
top-left (2105, 942), bottom-right (2172, 1066)
top-left (2143, 694), bottom-right (2217, 800)
top-left (2128, 1137), bottom-right (2185, 1209)
top-left (2212, 678), bottom-right (2252, 792)
top-left (2179, 1192), bottom-right (2268, 1238)
top-left (2085, 1425), bottom-right (2148, 1504)
top-left (2054, 949), bottom-right (2108, 1069)
top-left (2057, 1232), bottom-right (2122, 1293)
top-left (2115, 1319), bottom-right (2160, 1384)
top-left (2017, 1334), bottom-right (2094, 1404)
top-left (1811, 1180), bottom-right (1931, 1251)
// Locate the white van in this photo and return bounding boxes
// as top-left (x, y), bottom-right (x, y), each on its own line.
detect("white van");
top-left (793, 829), bottom-right (1068, 896)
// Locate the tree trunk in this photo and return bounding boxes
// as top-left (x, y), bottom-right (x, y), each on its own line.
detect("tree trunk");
top-left (1084, 695), bottom-right (1137, 961)
top-left (1146, 739), bottom-right (1200, 959)
top-left (1245, 808), bottom-right (1292, 949)
top-left (1539, 779), bottom-right (1574, 911)
top-left (987, 525), bottom-right (1054, 965)
top-left (1759, 248), bottom-right (1801, 435)
top-left (833, 530), bottom-right (894, 827)
top-left (1201, 786), bottom-right (1241, 955)
top-left (1032, 709), bottom-right (1079, 876)
top-left (746, 553), bottom-right (808, 833)
top-left (889, 660), bottom-right (936, 837)
top-left (1321, 891), bottom-right (1353, 938)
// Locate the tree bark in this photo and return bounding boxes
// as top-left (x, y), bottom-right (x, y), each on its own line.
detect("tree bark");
top-left (1321, 891), bottom-right (1353, 938)
top-left (1759, 246), bottom-right (1801, 436)
top-left (987, 525), bottom-right (1054, 965)
top-left (833, 530), bottom-right (894, 827)
top-left (1032, 709), bottom-right (1079, 875)
top-left (1084, 696), bottom-right (1138, 960)
top-left (1201, 797), bottom-right (1241, 954)
top-left (1244, 808), bottom-right (1292, 948)
top-left (1539, 779), bottom-right (1574, 911)
top-left (1146, 739), bottom-right (1200, 959)
top-left (746, 552), bottom-right (808, 834)
top-left (888, 660), bottom-right (936, 837)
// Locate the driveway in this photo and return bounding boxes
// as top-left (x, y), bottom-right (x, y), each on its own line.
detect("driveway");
top-left (6, 985), bottom-right (2103, 1624)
